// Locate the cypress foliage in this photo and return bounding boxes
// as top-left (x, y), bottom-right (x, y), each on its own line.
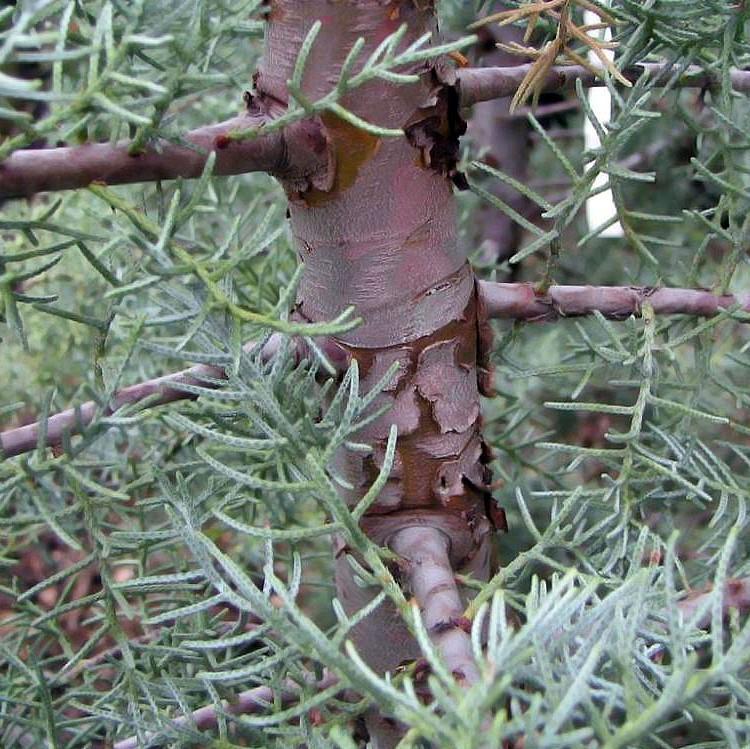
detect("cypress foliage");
top-left (1, 1), bottom-right (749, 747)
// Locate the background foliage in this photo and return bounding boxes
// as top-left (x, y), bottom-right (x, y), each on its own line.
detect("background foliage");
top-left (1, 1), bottom-right (750, 747)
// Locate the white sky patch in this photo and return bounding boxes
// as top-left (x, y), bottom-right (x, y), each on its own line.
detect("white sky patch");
top-left (584, 8), bottom-right (624, 238)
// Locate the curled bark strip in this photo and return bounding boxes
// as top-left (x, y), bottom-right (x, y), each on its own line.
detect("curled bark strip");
top-left (457, 63), bottom-right (750, 108)
top-left (415, 339), bottom-right (480, 434)
top-left (478, 281), bottom-right (750, 322)
top-left (0, 114), bottom-right (331, 200)
top-left (331, 290), bottom-right (495, 532)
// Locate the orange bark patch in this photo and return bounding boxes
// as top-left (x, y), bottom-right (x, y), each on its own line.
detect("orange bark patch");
top-left (341, 292), bottom-right (494, 520)
top-left (303, 111), bottom-right (381, 206)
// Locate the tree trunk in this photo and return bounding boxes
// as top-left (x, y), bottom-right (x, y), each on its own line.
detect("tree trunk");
top-left (259, 2), bottom-right (498, 744)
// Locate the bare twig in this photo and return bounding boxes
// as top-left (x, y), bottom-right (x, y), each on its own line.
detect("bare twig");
top-left (478, 281), bottom-right (750, 322)
top-left (0, 336), bottom-right (347, 459)
top-left (647, 577), bottom-right (750, 662)
top-left (6, 281), bottom-right (747, 458)
top-left (0, 363), bottom-right (224, 459)
top-left (457, 63), bottom-right (750, 107)
top-left (390, 526), bottom-right (480, 686)
top-left (679, 577), bottom-right (750, 629)
top-left (113, 672), bottom-right (339, 749)
top-left (0, 115), bottom-right (329, 199)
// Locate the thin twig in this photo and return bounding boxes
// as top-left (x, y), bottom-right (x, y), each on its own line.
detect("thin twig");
top-left (0, 363), bottom-right (223, 459)
top-left (0, 336), bottom-right (347, 459)
top-left (679, 577), bottom-right (750, 629)
top-left (390, 526), bottom-right (480, 686)
top-left (113, 672), bottom-right (339, 749)
top-left (469, 22), bottom-right (534, 266)
top-left (478, 281), bottom-right (750, 322)
top-left (107, 578), bottom-right (750, 748)
top-left (457, 63), bottom-right (750, 107)
top-left (4, 281), bottom-right (748, 458)
top-left (0, 115), bottom-right (329, 199)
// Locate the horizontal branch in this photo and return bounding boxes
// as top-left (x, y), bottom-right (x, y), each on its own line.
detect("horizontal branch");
top-left (478, 282), bottom-right (750, 323)
top-left (0, 115), bottom-right (329, 199)
top-left (457, 62), bottom-right (750, 107)
top-left (4, 283), bottom-right (747, 457)
top-left (113, 673), bottom-right (339, 749)
top-left (0, 336), bottom-right (347, 460)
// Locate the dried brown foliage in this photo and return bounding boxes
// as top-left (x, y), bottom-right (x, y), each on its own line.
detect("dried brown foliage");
top-left (470, 0), bottom-right (631, 111)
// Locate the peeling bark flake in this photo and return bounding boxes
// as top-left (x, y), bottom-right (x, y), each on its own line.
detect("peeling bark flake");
top-left (415, 340), bottom-right (480, 434)
top-left (404, 68), bottom-right (469, 190)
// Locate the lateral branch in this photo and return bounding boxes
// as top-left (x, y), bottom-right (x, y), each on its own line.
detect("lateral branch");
top-left (390, 526), bottom-right (481, 687)
top-left (113, 673), bottom-right (339, 749)
top-left (2, 62), bottom-right (749, 199)
top-left (2, 283), bottom-right (747, 460)
top-left (457, 62), bottom-right (750, 107)
top-left (0, 115), bottom-right (328, 199)
top-left (478, 282), bottom-right (750, 322)
top-left (108, 576), bottom-right (750, 748)
top-left (0, 362), bottom-right (224, 460)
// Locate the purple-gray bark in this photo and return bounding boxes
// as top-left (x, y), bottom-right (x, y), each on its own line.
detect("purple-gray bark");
top-left (478, 281), bottom-right (750, 321)
top-left (0, 115), bottom-right (329, 199)
top-left (468, 19), bottom-right (533, 266)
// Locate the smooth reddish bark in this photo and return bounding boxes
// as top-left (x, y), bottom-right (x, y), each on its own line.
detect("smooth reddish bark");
top-left (259, 3), bottom-right (495, 745)
top-left (4, 5), bottom-right (749, 746)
